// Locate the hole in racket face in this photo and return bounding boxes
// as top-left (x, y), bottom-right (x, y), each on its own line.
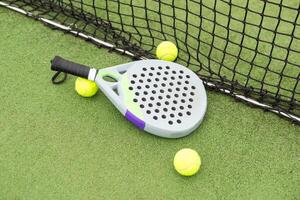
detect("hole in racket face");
top-left (103, 76), bottom-right (117, 82)
top-left (112, 88), bottom-right (119, 96)
top-left (128, 64), bottom-right (198, 125)
top-left (119, 70), bottom-right (127, 75)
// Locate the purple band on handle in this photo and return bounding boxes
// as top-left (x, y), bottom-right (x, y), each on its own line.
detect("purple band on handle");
top-left (125, 111), bottom-right (145, 129)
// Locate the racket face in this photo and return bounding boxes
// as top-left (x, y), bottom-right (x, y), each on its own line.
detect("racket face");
top-left (96, 60), bottom-right (207, 138)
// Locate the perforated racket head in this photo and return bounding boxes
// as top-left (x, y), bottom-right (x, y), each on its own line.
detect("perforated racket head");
top-left (95, 60), bottom-right (207, 138)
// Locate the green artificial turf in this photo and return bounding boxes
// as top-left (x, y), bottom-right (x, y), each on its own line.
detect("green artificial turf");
top-left (0, 7), bottom-right (299, 200)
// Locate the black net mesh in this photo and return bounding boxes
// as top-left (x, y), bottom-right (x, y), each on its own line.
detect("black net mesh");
top-left (1, 0), bottom-right (300, 122)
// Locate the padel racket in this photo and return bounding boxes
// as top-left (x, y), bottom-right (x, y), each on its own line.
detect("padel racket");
top-left (51, 56), bottom-right (207, 138)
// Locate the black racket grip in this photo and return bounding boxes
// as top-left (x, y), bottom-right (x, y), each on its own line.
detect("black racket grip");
top-left (51, 56), bottom-right (90, 79)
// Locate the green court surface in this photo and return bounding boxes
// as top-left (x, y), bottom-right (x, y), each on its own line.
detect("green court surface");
top-left (0, 8), bottom-right (299, 200)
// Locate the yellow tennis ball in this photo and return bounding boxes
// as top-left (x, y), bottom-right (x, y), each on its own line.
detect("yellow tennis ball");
top-left (156, 41), bottom-right (178, 61)
top-left (75, 77), bottom-right (98, 97)
top-left (173, 148), bottom-right (201, 176)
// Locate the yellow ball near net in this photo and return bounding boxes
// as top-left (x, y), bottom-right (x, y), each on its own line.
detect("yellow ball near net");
top-left (173, 148), bottom-right (201, 176)
top-left (156, 41), bottom-right (178, 61)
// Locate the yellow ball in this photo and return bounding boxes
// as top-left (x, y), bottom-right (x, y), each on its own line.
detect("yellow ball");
top-left (156, 41), bottom-right (178, 61)
top-left (75, 77), bottom-right (98, 97)
top-left (173, 148), bottom-right (201, 176)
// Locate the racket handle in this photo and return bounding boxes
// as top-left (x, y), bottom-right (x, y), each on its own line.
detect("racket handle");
top-left (51, 56), bottom-right (90, 79)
